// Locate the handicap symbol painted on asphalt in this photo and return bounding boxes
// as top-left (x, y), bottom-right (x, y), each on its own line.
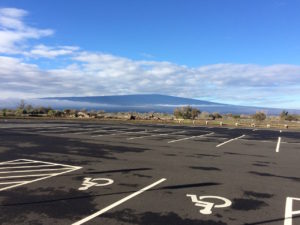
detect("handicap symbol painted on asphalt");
top-left (186, 194), bottom-right (232, 215)
top-left (79, 177), bottom-right (114, 191)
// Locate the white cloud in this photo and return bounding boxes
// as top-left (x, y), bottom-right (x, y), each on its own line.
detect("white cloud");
top-left (26, 44), bottom-right (79, 58)
top-left (2, 51), bottom-right (300, 108)
top-left (0, 8), bottom-right (53, 54)
top-left (0, 7), bottom-right (300, 108)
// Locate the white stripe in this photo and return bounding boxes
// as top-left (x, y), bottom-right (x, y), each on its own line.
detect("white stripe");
top-left (285, 197), bottom-right (293, 225)
top-left (0, 159), bottom-right (32, 165)
top-left (276, 137), bottom-right (281, 153)
top-left (72, 178), bottom-right (166, 225)
top-left (216, 135), bottom-right (245, 147)
top-left (0, 167), bottom-right (80, 191)
top-left (92, 129), bottom-right (160, 138)
top-left (0, 181), bottom-right (27, 185)
top-left (128, 133), bottom-right (168, 140)
top-left (16, 159), bottom-right (81, 169)
top-left (0, 168), bottom-right (71, 174)
top-left (127, 131), bottom-right (186, 140)
top-left (168, 132), bottom-right (214, 144)
top-left (72, 131), bottom-right (97, 135)
top-left (57, 128), bottom-right (96, 135)
top-left (91, 130), bottom-right (126, 137)
top-left (37, 127), bottom-right (74, 132)
top-left (0, 173), bottom-right (57, 179)
top-left (0, 164), bottom-right (58, 170)
top-left (239, 139), bottom-right (286, 144)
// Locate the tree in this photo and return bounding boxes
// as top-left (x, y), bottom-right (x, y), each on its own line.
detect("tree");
top-left (213, 112), bottom-right (222, 119)
top-left (285, 114), bottom-right (298, 121)
top-left (209, 114), bottom-right (216, 120)
top-left (47, 110), bottom-right (55, 117)
top-left (29, 108), bottom-right (39, 116)
top-left (18, 100), bottom-right (26, 109)
top-left (2, 108), bottom-right (7, 117)
top-left (174, 106), bottom-right (200, 119)
top-left (174, 108), bottom-right (183, 118)
top-left (252, 112), bottom-right (266, 122)
top-left (54, 110), bottom-right (63, 117)
top-left (25, 105), bottom-right (33, 113)
top-left (191, 108), bottom-right (201, 119)
top-left (280, 110), bottom-right (289, 120)
top-left (64, 109), bottom-right (71, 116)
top-left (15, 108), bottom-right (24, 116)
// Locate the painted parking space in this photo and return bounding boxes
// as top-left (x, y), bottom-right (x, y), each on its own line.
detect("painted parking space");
top-left (0, 159), bottom-right (81, 192)
top-left (0, 120), bottom-right (300, 224)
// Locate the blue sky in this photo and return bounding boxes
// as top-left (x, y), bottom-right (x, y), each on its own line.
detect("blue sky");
top-left (0, 0), bottom-right (300, 108)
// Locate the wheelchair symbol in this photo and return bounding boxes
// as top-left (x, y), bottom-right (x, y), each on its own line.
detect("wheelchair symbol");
top-left (79, 177), bottom-right (114, 191)
top-left (186, 194), bottom-right (232, 215)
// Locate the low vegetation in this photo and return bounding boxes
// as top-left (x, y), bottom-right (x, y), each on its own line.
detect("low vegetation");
top-left (173, 106), bottom-right (200, 119)
top-left (280, 110), bottom-right (298, 121)
top-left (0, 101), bottom-right (299, 129)
top-left (252, 112), bottom-right (266, 122)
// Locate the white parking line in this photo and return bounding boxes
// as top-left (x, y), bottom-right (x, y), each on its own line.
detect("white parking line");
top-left (0, 159), bottom-right (81, 192)
top-left (284, 197), bottom-right (300, 225)
top-left (0, 164), bottom-right (59, 169)
top-left (240, 139), bottom-right (287, 144)
top-left (72, 127), bottom-right (127, 135)
top-left (0, 181), bottom-right (29, 185)
top-left (58, 128), bottom-right (97, 135)
top-left (37, 127), bottom-right (77, 133)
top-left (216, 135), bottom-right (245, 148)
top-left (91, 129), bottom-right (139, 137)
top-left (127, 131), bottom-right (186, 140)
top-left (73, 129), bottom-right (111, 135)
top-left (92, 129), bottom-right (160, 138)
top-left (0, 168), bottom-right (70, 174)
top-left (128, 133), bottom-right (168, 140)
top-left (276, 137), bottom-right (281, 153)
top-left (0, 173), bottom-right (55, 179)
top-left (168, 132), bottom-right (214, 144)
top-left (72, 178), bottom-right (167, 225)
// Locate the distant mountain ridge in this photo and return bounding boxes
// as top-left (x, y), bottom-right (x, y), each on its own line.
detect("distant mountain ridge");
top-left (41, 94), bottom-right (300, 115)
top-left (44, 94), bottom-right (224, 106)
top-left (0, 94), bottom-right (298, 115)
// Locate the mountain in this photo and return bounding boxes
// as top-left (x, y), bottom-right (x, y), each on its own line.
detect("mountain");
top-left (40, 94), bottom-right (299, 115)
top-left (1, 94), bottom-right (298, 115)
top-left (44, 94), bottom-right (222, 106)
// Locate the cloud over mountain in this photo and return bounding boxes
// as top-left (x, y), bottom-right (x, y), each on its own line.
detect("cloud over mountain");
top-left (0, 7), bottom-right (300, 109)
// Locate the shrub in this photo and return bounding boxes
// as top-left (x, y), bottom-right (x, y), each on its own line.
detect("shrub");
top-left (174, 106), bottom-right (201, 119)
top-left (2, 109), bottom-right (7, 117)
top-left (18, 100), bottom-right (26, 109)
top-left (47, 110), bottom-right (55, 117)
top-left (285, 115), bottom-right (298, 121)
top-left (213, 112), bottom-right (222, 119)
top-left (54, 110), bottom-right (63, 117)
top-left (232, 114), bottom-right (240, 119)
top-left (25, 105), bottom-right (33, 114)
top-left (280, 110), bottom-right (289, 120)
top-left (15, 108), bottom-right (24, 116)
top-left (252, 112), bottom-right (266, 121)
top-left (280, 110), bottom-right (298, 121)
top-left (209, 114), bottom-right (216, 120)
top-left (191, 108), bottom-right (201, 119)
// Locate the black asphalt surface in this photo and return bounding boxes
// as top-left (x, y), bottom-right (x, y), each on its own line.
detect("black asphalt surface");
top-left (0, 119), bottom-right (300, 225)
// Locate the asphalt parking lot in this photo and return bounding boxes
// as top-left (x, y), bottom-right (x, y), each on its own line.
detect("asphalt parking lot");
top-left (0, 119), bottom-right (300, 225)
